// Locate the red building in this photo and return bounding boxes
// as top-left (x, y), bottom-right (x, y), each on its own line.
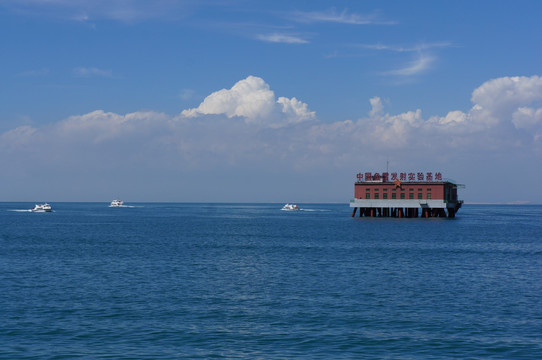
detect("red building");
top-left (350, 171), bottom-right (463, 218)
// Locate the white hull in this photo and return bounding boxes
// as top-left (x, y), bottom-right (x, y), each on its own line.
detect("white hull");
top-left (32, 203), bottom-right (52, 212)
top-left (281, 204), bottom-right (300, 211)
top-left (109, 200), bottom-right (124, 207)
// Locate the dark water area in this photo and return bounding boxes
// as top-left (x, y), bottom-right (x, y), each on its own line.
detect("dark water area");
top-left (1, 203), bottom-right (541, 359)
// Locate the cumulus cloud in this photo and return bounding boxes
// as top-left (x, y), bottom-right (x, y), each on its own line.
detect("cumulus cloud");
top-left (369, 96), bottom-right (384, 117)
top-left (181, 76), bottom-right (315, 126)
top-left (2, 75), bottom-right (542, 201)
top-left (3, 75), bottom-right (542, 165)
top-left (513, 107), bottom-right (542, 130)
top-left (470, 75), bottom-right (542, 126)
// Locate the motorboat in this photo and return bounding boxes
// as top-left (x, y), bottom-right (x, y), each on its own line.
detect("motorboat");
top-left (281, 204), bottom-right (300, 211)
top-left (109, 200), bottom-right (124, 207)
top-left (32, 203), bottom-right (52, 212)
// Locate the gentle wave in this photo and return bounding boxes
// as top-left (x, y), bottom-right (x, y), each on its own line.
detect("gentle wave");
top-left (1, 203), bottom-right (541, 359)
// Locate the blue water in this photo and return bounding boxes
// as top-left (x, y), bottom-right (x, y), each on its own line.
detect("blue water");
top-left (1, 203), bottom-right (541, 359)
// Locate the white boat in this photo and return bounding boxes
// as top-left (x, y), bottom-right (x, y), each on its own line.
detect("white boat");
top-left (109, 200), bottom-right (124, 207)
top-left (32, 203), bottom-right (52, 212)
top-left (281, 204), bottom-right (300, 211)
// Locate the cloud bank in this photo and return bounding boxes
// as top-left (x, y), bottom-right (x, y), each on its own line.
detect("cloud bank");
top-left (1, 75), bottom-right (542, 202)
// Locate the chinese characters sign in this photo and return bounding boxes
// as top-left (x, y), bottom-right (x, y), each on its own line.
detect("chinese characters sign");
top-left (356, 172), bottom-right (443, 182)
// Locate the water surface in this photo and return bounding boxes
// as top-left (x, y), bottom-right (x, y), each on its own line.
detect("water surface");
top-left (1, 203), bottom-right (541, 359)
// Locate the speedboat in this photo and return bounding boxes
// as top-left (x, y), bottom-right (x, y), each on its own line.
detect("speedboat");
top-left (32, 203), bottom-right (52, 212)
top-left (109, 200), bottom-right (124, 207)
top-left (281, 204), bottom-right (300, 211)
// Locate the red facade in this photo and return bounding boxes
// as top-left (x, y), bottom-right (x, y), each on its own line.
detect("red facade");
top-left (354, 181), bottom-right (458, 202)
top-left (350, 178), bottom-right (462, 218)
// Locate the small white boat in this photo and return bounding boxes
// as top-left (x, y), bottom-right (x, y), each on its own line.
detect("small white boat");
top-left (109, 200), bottom-right (124, 207)
top-left (32, 203), bottom-right (52, 212)
top-left (281, 204), bottom-right (300, 211)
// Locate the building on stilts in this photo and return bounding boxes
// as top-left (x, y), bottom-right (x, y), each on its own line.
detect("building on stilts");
top-left (350, 171), bottom-right (463, 218)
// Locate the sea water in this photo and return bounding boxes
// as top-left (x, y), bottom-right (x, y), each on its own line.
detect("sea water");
top-left (1, 203), bottom-right (541, 359)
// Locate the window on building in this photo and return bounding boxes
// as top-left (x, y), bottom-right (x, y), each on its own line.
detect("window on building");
top-left (392, 193), bottom-right (396, 199)
top-left (400, 193), bottom-right (405, 199)
top-left (427, 193), bottom-right (432, 199)
top-left (409, 193), bottom-right (414, 199)
top-left (418, 193), bottom-right (422, 199)
top-left (383, 193), bottom-right (388, 199)
top-left (374, 193), bottom-right (379, 199)
top-left (366, 192), bottom-right (370, 199)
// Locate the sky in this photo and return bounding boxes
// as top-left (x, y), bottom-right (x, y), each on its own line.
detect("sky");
top-left (1, 0), bottom-right (541, 203)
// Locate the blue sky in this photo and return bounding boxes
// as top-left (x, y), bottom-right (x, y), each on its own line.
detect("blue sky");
top-left (1, 0), bottom-right (541, 203)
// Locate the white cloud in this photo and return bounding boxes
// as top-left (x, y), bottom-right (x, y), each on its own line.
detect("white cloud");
top-left (4, 75), bottom-right (542, 163)
top-left (513, 107), bottom-right (542, 130)
top-left (181, 76), bottom-right (275, 120)
top-left (369, 96), bottom-right (384, 117)
top-left (383, 53), bottom-right (435, 76)
top-left (2, 75), bottom-right (542, 202)
top-left (57, 110), bottom-right (171, 141)
top-left (181, 76), bottom-right (315, 126)
top-left (256, 33), bottom-right (309, 44)
top-left (359, 42), bottom-right (452, 53)
top-left (356, 42), bottom-right (450, 77)
top-left (428, 110), bottom-right (467, 126)
top-left (293, 9), bottom-right (395, 25)
top-left (470, 75), bottom-right (542, 125)
top-left (4, 75), bottom-right (542, 159)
